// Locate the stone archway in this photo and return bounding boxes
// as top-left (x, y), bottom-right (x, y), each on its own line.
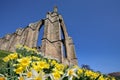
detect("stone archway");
top-left (0, 7), bottom-right (78, 65)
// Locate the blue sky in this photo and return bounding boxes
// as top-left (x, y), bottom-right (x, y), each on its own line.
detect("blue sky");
top-left (0, 0), bottom-right (120, 74)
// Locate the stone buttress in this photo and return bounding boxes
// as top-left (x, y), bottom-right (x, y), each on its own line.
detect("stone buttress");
top-left (0, 7), bottom-right (78, 65)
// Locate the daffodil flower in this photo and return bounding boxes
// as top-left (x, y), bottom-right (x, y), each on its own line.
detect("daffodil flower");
top-left (62, 67), bottom-right (78, 80)
top-left (17, 57), bottom-right (31, 67)
top-left (24, 69), bottom-right (46, 80)
top-left (0, 74), bottom-right (6, 80)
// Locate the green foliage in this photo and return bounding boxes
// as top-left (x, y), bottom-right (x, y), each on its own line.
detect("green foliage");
top-left (115, 77), bottom-right (120, 80)
top-left (0, 50), bottom-right (12, 73)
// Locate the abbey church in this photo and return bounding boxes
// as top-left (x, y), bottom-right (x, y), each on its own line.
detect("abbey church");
top-left (0, 7), bottom-right (78, 65)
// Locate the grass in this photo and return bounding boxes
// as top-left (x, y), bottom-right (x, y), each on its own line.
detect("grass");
top-left (0, 50), bottom-right (11, 70)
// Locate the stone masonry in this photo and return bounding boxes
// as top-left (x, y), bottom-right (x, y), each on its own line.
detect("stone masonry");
top-left (0, 7), bottom-right (78, 65)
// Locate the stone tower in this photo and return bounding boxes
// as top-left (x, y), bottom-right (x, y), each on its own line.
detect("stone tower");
top-left (0, 7), bottom-right (78, 65)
